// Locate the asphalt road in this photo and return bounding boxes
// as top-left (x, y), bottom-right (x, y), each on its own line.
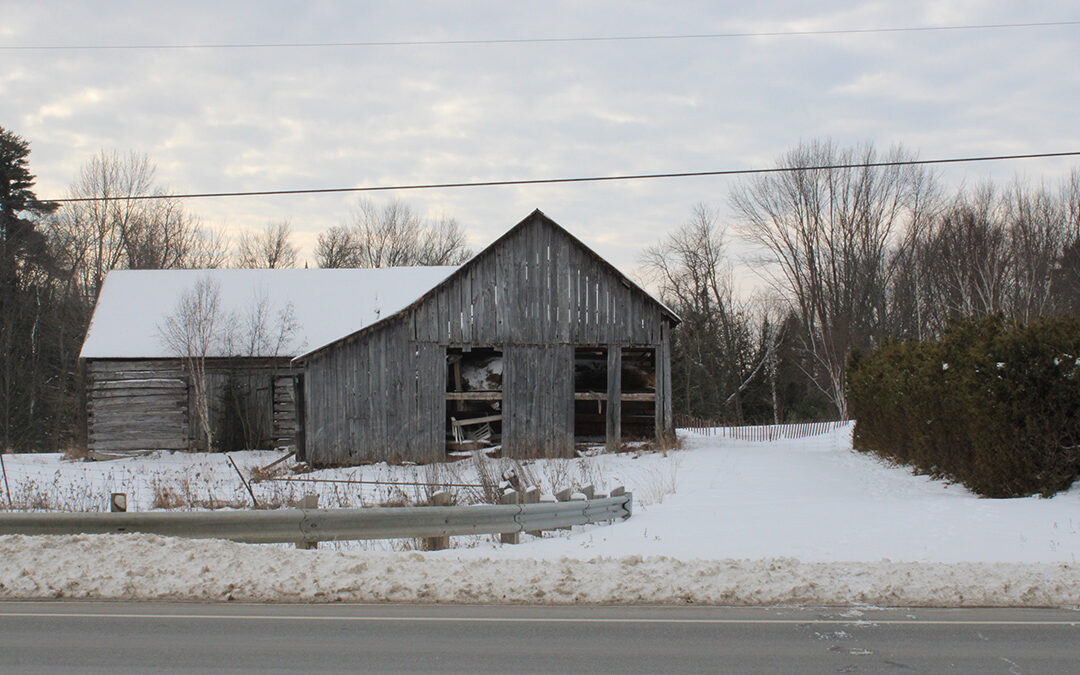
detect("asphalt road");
top-left (0, 602), bottom-right (1078, 673)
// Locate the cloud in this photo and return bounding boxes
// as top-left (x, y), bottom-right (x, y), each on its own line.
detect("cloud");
top-left (2, 0), bottom-right (1078, 286)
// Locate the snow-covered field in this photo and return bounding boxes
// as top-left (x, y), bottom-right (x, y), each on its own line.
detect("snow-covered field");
top-left (2, 424), bottom-right (1079, 606)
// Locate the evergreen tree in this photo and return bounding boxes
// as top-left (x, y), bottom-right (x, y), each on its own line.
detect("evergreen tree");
top-left (0, 126), bottom-right (57, 449)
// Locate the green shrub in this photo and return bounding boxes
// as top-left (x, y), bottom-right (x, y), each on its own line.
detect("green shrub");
top-left (848, 314), bottom-right (1080, 497)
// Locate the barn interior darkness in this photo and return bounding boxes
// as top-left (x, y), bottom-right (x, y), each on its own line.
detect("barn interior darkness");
top-left (574, 347), bottom-right (607, 440)
top-left (620, 348), bottom-right (657, 439)
top-left (572, 347), bottom-right (657, 444)
top-left (443, 345), bottom-right (657, 453)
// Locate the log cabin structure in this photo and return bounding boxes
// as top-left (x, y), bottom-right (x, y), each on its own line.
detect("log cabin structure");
top-left (79, 267), bottom-right (456, 458)
top-left (80, 211), bottom-right (679, 463)
top-left (295, 210), bottom-right (679, 465)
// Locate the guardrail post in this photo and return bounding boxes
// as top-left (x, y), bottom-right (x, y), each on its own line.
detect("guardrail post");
top-left (110, 493), bottom-right (127, 513)
top-left (297, 494), bottom-right (318, 550)
top-left (553, 488), bottom-right (573, 530)
top-left (499, 490), bottom-right (521, 544)
top-left (522, 487), bottom-right (542, 537)
top-left (580, 484), bottom-right (595, 499)
top-left (423, 491), bottom-right (452, 551)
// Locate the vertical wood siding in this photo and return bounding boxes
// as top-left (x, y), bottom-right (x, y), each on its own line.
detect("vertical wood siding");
top-left (502, 344), bottom-right (574, 457)
top-left (304, 322), bottom-right (444, 465)
top-left (303, 213), bottom-right (675, 464)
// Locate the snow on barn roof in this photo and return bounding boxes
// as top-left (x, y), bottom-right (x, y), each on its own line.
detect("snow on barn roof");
top-left (79, 267), bottom-right (459, 359)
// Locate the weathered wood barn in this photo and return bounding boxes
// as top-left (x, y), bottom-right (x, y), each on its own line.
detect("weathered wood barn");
top-left (295, 210), bottom-right (679, 465)
top-left (81, 211), bottom-right (678, 463)
top-left (80, 267), bottom-right (457, 458)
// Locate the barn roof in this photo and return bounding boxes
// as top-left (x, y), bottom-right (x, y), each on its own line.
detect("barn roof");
top-left (293, 210), bottom-right (680, 362)
top-left (79, 267), bottom-right (459, 359)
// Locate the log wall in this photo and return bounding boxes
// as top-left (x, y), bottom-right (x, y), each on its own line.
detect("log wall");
top-left (86, 357), bottom-right (299, 457)
top-left (86, 360), bottom-right (188, 454)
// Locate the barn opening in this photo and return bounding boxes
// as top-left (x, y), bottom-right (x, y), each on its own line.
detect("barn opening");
top-left (574, 347), bottom-right (607, 442)
top-left (620, 347), bottom-right (656, 440)
top-left (572, 346), bottom-right (657, 446)
top-left (445, 346), bottom-right (503, 453)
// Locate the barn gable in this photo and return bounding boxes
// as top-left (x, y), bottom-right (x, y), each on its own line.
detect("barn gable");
top-left (297, 210), bottom-right (677, 360)
top-left (298, 210), bottom-right (678, 465)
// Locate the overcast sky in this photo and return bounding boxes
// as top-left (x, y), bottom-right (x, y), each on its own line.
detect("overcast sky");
top-left (3, 1), bottom-right (1078, 293)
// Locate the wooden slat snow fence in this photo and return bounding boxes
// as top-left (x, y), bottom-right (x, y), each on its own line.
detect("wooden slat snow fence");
top-left (674, 418), bottom-right (850, 441)
top-left (0, 486), bottom-right (631, 550)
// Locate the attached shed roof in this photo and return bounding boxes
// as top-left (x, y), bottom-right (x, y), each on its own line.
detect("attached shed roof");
top-left (79, 267), bottom-right (458, 359)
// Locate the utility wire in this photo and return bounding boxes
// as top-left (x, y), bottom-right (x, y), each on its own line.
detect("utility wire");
top-left (44, 151), bottom-right (1080, 204)
top-left (4, 20), bottom-right (1079, 51)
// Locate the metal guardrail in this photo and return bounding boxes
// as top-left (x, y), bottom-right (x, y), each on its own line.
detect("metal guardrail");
top-left (0, 492), bottom-right (633, 546)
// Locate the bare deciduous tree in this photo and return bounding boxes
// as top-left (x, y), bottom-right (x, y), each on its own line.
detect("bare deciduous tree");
top-left (315, 199), bottom-right (471, 268)
top-left (911, 176), bottom-right (1077, 333)
top-left (1053, 169), bottom-right (1080, 317)
top-left (234, 220), bottom-right (298, 269)
top-left (158, 276), bottom-right (223, 450)
top-left (730, 140), bottom-right (938, 418)
top-left (160, 278), bottom-right (302, 452)
top-left (223, 287), bottom-right (302, 358)
top-left (641, 204), bottom-right (756, 421)
top-left (313, 224), bottom-right (360, 268)
top-left (917, 186), bottom-right (1009, 328)
top-left (217, 287), bottom-right (301, 450)
top-left (53, 150), bottom-right (223, 305)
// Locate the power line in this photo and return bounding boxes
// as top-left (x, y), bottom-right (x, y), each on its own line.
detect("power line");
top-left (44, 150), bottom-right (1080, 204)
top-left (4, 20), bottom-right (1079, 51)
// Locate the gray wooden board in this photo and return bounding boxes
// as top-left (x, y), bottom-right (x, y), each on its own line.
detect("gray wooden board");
top-left (299, 213), bottom-right (675, 465)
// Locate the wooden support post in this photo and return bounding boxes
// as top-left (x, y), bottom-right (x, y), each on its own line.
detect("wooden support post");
top-left (423, 491), bottom-right (452, 551)
top-left (553, 488), bottom-right (572, 530)
top-left (580, 484), bottom-right (595, 499)
top-left (657, 331), bottom-right (673, 443)
top-left (294, 373), bottom-right (306, 462)
top-left (110, 493), bottom-right (127, 513)
top-left (297, 494), bottom-right (318, 550)
top-left (523, 487), bottom-right (542, 537)
top-left (499, 490), bottom-right (521, 544)
top-left (606, 346), bottom-right (622, 452)
top-left (452, 357), bottom-right (464, 413)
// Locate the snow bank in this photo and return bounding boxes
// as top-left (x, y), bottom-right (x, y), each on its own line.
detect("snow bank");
top-left (1, 534), bottom-right (1077, 607)
top-left (4, 425), bottom-right (1080, 605)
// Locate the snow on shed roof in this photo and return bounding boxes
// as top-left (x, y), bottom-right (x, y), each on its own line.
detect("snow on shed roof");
top-left (79, 267), bottom-right (459, 359)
